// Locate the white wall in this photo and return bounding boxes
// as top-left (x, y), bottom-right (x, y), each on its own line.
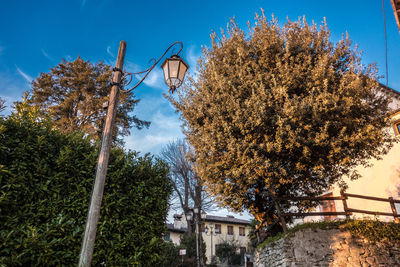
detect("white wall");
top-left (201, 222), bottom-right (250, 264)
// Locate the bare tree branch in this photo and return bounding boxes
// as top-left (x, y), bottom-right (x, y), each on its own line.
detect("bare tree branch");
top-left (160, 139), bottom-right (217, 220)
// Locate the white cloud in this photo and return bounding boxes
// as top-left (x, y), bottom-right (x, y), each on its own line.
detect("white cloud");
top-left (185, 45), bottom-right (201, 80)
top-left (186, 45), bottom-right (201, 69)
top-left (124, 112), bottom-right (184, 155)
top-left (41, 49), bottom-right (53, 61)
top-left (65, 55), bottom-right (72, 61)
top-left (15, 66), bottom-right (33, 83)
top-left (123, 60), bottom-right (165, 90)
top-left (0, 71), bottom-right (29, 115)
top-left (152, 110), bottom-right (181, 130)
top-left (0, 94), bottom-right (18, 116)
top-left (106, 46), bottom-right (115, 58)
top-left (142, 67), bottom-right (164, 89)
top-left (124, 60), bottom-right (140, 72)
top-left (81, 0), bottom-right (87, 8)
top-left (123, 95), bottom-right (184, 155)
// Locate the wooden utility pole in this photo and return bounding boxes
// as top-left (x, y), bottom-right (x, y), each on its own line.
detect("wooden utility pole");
top-left (78, 41), bottom-right (126, 267)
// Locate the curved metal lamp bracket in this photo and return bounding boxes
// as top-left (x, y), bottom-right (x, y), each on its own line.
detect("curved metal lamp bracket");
top-left (119, 41), bottom-right (183, 93)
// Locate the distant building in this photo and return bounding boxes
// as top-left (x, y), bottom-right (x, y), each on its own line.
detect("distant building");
top-left (164, 213), bottom-right (252, 264)
top-left (165, 214), bottom-right (187, 244)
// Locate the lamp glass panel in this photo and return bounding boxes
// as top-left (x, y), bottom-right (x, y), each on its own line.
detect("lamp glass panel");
top-left (178, 62), bottom-right (188, 81)
top-left (162, 62), bottom-right (169, 84)
top-left (169, 77), bottom-right (179, 88)
top-left (168, 59), bottom-right (180, 79)
top-left (186, 210), bottom-right (193, 221)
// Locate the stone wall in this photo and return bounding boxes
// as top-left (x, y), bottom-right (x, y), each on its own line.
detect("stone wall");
top-left (254, 228), bottom-right (400, 267)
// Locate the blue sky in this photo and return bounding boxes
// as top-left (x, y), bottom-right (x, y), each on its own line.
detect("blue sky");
top-left (1, 0), bottom-right (399, 156)
top-left (1, 0), bottom-right (399, 220)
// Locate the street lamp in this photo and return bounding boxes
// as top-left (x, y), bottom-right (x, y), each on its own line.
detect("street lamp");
top-left (78, 40), bottom-right (189, 267)
top-left (186, 207), bottom-right (205, 267)
top-left (161, 55), bottom-right (189, 93)
top-left (185, 209), bottom-right (193, 221)
top-left (205, 222), bottom-right (216, 264)
top-left (193, 207), bottom-right (200, 267)
top-left (201, 211), bottom-right (207, 220)
top-left (185, 209), bottom-right (194, 235)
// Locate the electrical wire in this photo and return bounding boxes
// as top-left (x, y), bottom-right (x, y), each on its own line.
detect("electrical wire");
top-left (382, 0), bottom-right (389, 87)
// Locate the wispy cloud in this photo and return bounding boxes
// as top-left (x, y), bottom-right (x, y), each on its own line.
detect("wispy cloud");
top-left (124, 60), bottom-right (165, 90)
top-left (15, 66), bottom-right (33, 83)
top-left (81, 0), bottom-right (87, 9)
top-left (124, 120), bottom-right (184, 155)
top-left (185, 45), bottom-right (201, 79)
top-left (142, 68), bottom-right (164, 89)
top-left (106, 46), bottom-right (115, 58)
top-left (124, 60), bottom-right (140, 72)
top-left (124, 97), bottom-right (184, 155)
top-left (41, 49), bottom-right (53, 61)
top-left (187, 45), bottom-right (201, 69)
top-left (65, 55), bottom-right (72, 61)
top-left (0, 71), bottom-right (29, 115)
top-left (0, 94), bottom-right (18, 116)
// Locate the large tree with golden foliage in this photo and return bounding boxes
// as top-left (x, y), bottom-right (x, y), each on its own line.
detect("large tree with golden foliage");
top-left (170, 13), bottom-right (396, 230)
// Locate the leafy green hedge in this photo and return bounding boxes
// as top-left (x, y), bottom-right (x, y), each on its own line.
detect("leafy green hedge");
top-left (0, 113), bottom-right (172, 266)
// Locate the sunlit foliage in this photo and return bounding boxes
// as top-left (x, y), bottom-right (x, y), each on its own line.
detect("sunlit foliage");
top-left (170, 12), bottom-right (396, 227)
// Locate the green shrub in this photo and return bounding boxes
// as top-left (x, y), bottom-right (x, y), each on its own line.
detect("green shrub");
top-left (0, 113), bottom-right (172, 266)
top-left (215, 240), bottom-right (243, 266)
top-left (345, 219), bottom-right (400, 244)
top-left (160, 241), bottom-right (180, 267)
top-left (177, 233), bottom-right (207, 266)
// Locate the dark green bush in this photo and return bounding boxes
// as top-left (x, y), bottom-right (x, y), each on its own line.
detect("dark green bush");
top-left (0, 111), bottom-right (172, 266)
top-left (160, 241), bottom-right (180, 267)
top-left (177, 233), bottom-right (207, 267)
top-left (215, 240), bottom-right (243, 266)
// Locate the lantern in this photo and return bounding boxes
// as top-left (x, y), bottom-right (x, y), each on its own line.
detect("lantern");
top-left (161, 55), bottom-right (189, 93)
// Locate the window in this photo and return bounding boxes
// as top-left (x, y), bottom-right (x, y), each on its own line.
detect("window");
top-left (394, 121), bottom-right (400, 135)
top-left (320, 192), bottom-right (337, 221)
top-left (215, 224), bottom-right (221, 234)
top-left (163, 232), bottom-right (170, 241)
top-left (239, 247), bottom-right (246, 255)
top-left (227, 225), bottom-right (234, 235)
top-left (239, 227), bottom-right (245, 236)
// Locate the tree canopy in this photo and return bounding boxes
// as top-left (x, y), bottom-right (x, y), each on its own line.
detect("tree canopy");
top-left (27, 57), bottom-right (149, 143)
top-left (170, 13), bottom-right (396, 226)
top-left (0, 105), bottom-right (171, 266)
